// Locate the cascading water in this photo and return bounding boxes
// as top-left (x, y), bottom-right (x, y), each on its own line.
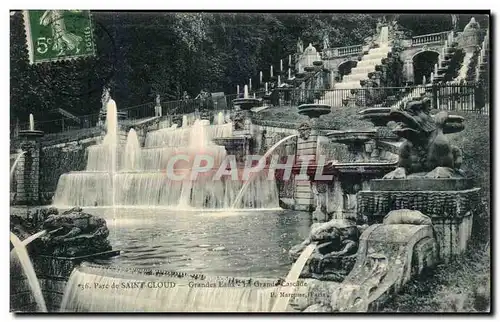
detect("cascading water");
top-left (10, 232), bottom-right (47, 312)
top-left (60, 264), bottom-right (285, 312)
top-left (379, 26), bottom-right (389, 44)
top-left (271, 242), bottom-right (317, 312)
top-left (53, 104), bottom-right (278, 209)
top-left (456, 52), bottom-right (474, 82)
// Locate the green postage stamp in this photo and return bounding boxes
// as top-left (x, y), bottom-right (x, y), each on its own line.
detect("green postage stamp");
top-left (22, 10), bottom-right (96, 64)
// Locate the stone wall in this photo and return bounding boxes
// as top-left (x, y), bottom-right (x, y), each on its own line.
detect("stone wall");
top-left (39, 135), bottom-right (102, 203)
top-left (10, 255), bottom-right (81, 312)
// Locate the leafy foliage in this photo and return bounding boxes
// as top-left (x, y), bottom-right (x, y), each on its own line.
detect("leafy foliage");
top-left (10, 12), bottom-right (377, 125)
top-left (12, 12), bottom-right (483, 126)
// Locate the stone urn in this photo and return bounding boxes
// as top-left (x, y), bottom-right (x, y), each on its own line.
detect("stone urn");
top-left (298, 104), bottom-right (331, 119)
top-left (232, 94), bottom-right (261, 111)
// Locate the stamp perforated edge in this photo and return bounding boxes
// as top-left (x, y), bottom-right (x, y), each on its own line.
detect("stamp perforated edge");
top-left (21, 10), bottom-right (97, 65)
top-left (22, 10), bottom-right (35, 64)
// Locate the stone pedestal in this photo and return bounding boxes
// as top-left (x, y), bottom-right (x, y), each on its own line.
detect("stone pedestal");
top-left (311, 182), bottom-right (328, 222)
top-left (213, 137), bottom-right (252, 164)
top-left (14, 130), bottom-right (44, 205)
top-left (294, 127), bottom-right (318, 212)
top-left (357, 178), bottom-right (481, 262)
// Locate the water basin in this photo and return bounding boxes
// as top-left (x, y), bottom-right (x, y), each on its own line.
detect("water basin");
top-left (85, 207), bottom-right (311, 278)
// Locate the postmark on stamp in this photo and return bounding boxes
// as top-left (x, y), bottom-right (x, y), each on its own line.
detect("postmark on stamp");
top-left (22, 10), bottom-right (96, 64)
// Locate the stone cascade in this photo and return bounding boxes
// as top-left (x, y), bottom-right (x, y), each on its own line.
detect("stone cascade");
top-left (315, 41), bottom-right (392, 107)
top-left (475, 29), bottom-right (489, 83)
top-left (428, 28), bottom-right (467, 84)
top-left (58, 263), bottom-right (309, 312)
top-left (288, 95), bottom-right (483, 312)
top-left (452, 21), bottom-right (487, 84)
top-left (53, 99), bottom-right (280, 209)
top-left (335, 46), bottom-right (391, 90)
top-left (387, 33), bottom-right (456, 110)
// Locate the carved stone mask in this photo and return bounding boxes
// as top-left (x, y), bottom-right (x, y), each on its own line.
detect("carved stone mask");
top-left (297, 122), bottom-right (312, 140)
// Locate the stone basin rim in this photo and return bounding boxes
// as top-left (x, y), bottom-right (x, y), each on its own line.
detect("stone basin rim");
top-left (326, 130), bottom-right (377, 140)
top-left (78, 262), bottom-right (298, 284)
top-left (18, 130), bottom-right (44, 137)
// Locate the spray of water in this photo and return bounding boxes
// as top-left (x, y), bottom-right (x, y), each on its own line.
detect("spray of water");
top-left (29, 113), bottom-right (35, 131)
top-left (10, 232), bottom-right (47, 312)
top-left (10, 151), bottom-right (25, 181)
top-left (231, 134), bottom-right (297, 208)
top-left (123, 129), bottom-right (142, 171)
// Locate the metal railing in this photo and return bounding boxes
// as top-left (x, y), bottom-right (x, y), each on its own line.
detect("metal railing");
top-left (11, 83), bottom-right (489, 138)
top-left (270, 83), bottom-right (489, 114)
top-left (11, 92), bottom-right (269, 135)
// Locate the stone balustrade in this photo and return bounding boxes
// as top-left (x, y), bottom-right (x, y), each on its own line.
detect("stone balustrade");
top-left (323, 44), bottom-right (363, 59)
top-left (411, 31), bottom-right (451, 46)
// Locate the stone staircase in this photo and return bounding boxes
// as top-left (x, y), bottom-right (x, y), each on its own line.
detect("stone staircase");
top-left (315, 44), bottom-right (392, 107)
top-left (338, 46), bottom-right (392, 87)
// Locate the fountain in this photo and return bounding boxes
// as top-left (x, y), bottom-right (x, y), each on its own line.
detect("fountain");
top-left (29, 113), bottom-right (34, 131)
top-left (53, 97), bottom-right (277, 208)
top-left (215, 111), bottom-right (225, 125)
top-left (322, 129), bottom-right (398, 220)
top-left (19, 114), bottom-right (44, 138)
top-left (123, 129), bottom-right (142, 171)
top-left (232, 85), bottom-right (260, 110)
top-left (11, 230), bottom-right (47, 252)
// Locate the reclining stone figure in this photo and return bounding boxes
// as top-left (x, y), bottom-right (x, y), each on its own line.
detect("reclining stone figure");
top-left (36, 207), bottom-right (112, 257)
top-left (289, 220), bottom-right (367, 280)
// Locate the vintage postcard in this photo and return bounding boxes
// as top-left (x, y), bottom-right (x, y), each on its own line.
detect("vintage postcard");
top-left (10, 11), bottom-right (491, 313)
